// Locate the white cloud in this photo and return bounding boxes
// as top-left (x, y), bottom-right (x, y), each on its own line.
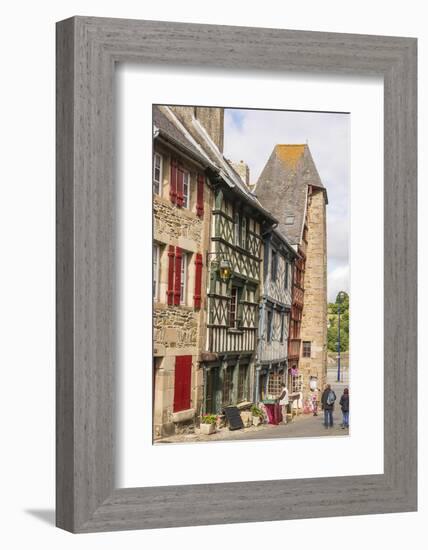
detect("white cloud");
top-left (223, 108), bottom-right (350, 303)
top-left (328, 265), bottom-right (350, 303)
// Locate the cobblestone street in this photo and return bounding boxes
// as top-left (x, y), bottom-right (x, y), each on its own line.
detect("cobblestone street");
top-left (157, 410), bottom-right (348, 444)
top-left (157, 369), bottom-right (349, 444)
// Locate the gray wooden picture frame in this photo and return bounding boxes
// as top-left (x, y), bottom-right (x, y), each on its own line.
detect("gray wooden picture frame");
top-left (56, 16), bottom-right (417, 533)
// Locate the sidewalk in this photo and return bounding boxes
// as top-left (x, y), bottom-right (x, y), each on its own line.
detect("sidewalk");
top-left (156, 408), bottom-right (349, 444)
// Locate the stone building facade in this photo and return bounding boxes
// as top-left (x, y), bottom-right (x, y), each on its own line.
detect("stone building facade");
top-left (152, 106), bottom-right (213, 439)
top-left (255, 144), bottom-right (328, 404)
top-left (299, 184), bottom-right (328, 399)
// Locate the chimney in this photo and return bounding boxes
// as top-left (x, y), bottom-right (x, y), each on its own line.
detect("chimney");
top-left (230, 160), bottom-right (250, 188)
top-left (194, 107), bottom-right (224, 152)
top-left (167, 106), bottom-right (225, 152)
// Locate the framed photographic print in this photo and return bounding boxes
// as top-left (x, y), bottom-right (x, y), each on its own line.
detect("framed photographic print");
top-left (56, 16), bottom-right (417, 533)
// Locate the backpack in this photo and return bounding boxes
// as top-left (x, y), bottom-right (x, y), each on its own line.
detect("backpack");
top-left (326, 390), bottom-right (336, 405)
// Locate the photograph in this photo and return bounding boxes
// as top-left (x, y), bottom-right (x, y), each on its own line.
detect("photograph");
top-left (0, 0), bottom-right (419, 543)
top-left (152, 104), bottom-right (350, 443)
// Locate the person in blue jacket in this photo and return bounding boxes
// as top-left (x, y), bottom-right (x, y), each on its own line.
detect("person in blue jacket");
top-left (340, 387), bottom-right (350, 429)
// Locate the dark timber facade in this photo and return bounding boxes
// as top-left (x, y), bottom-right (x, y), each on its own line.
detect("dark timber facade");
top-left (204, 183), bottom-right (276, 414)
top-left (256, 229), bottom-right (296, 402)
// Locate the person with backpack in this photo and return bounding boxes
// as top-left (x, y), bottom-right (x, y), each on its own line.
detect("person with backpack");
top-left (339, 387), bottom-right (350, 429)
top-left (321, 384), bottom-right (336, 428)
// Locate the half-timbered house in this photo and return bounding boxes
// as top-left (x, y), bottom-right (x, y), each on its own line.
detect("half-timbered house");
top-left (256, 229), bottom-right (296, 402)
top-left (203, 180), bottom-right (276, 414)
top-left (256, 144), bottom-right (328, 405)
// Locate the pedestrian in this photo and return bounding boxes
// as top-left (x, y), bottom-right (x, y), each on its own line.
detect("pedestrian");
top-left (309, 376), bottom-right (319, 416)
top-left (340, 387), bottom-right (350, 428)
top-left (311, 390), bottom-right (319, 416)
top-left (278, 383), bottom-right (289, 425)
top-left (321, 384), bottom-right (336, 428)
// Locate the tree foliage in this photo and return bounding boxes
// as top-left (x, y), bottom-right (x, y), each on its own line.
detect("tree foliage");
top-left (327, 291), bottom-right (349, 352)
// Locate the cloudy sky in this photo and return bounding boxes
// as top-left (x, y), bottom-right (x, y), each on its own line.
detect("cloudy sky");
top-left (223, 108), bottom-right (350, 303)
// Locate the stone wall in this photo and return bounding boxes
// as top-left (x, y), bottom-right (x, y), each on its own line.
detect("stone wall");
top-left (154, 305), bottom-right (198, 356)
top-left (153, 354), bottom-right (201, 439)
top-left (300, 189), bottom-right (327, 398)
top-left (154, 197), bottom-right (202, 247)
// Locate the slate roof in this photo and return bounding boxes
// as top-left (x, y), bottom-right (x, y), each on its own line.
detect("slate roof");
top-left (153, 105), bottom-right (277, 224)
top-left (272, 227), bottom-right (298, 258)
top-left (153, 105), bottom-right (209, 167)
top-left (255, 144), bottom-right (328, 246)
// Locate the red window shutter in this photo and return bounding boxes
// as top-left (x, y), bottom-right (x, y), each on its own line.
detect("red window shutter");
top-left (176, 166), bottom-right (184, 207)
top-left (173, 355), bottom-right (192, 412)
top-left (167, 245), bottom-right (175, 305)
top-left (194, 253), bottom-right (203, 309)
top-left (170, 158), bottom-right (177, 204)
top-left (196, 174), bottom-right (204, 217)
top-left (174, 246), bottom-right (182, 305)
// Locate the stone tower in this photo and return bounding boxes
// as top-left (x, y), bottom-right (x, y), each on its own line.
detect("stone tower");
top-left (255, 144), bottom-right (328, 402)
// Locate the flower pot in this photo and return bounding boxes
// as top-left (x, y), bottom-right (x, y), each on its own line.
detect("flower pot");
top-left (252, 416), bottom-right (262, 426)
top-left (200, 422), bottom-right (216, 435)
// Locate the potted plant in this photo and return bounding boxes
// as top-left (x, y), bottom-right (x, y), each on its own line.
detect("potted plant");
top-left (251, 405), bottom-right (264, 427)
top-left (200, 414), bottom-right (217, 435)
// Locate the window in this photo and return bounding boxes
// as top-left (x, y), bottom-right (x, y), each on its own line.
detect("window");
top-left (285, 215), bottom-right (295, 225)
top-left (291, 374), bottom-right (303, 393)
top-left (268, 373), bottom-right (283, 396)
top-left (247, 287), bottom-right (254, 303)
top-left (241, 217), bottom-right (247, 249)
top-left (180, 253), bottom-right (188, 304)
top-left (229, 286), bottom-right (238, 328)
top-left (280, 312), bottom-right (285, 343)
top-left (292, 318), bottom-right (301, 339)
top-left (295, 264), bottom-right (303, 287)
top-left (153, 153), bottom-right (162, 195)
top-left (237, 364), bottom-right (248, 402)
top-left (234, 212), bottom-right (240, 246)
top-left (271, 249), bottom-right (278, 281)
top-left (223, 366), bottom-right (234, 406)
top-left (182, 171), bottom-right (190, 208)
top-left (153, 244), bottom-right (160, 299)
top-left (302, 341), bottom-right (311, 358)
top-left (267, 310), bottom-right (273, 342)
top-left (205, 368), bottom-right (220, 414)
